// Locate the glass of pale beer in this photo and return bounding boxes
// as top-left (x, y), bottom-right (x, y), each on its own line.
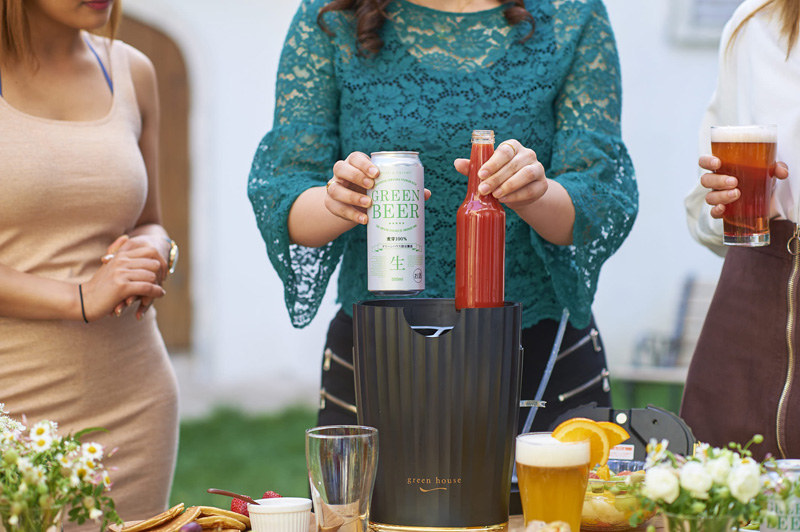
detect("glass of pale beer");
top-left (516, 432), bottom-right (590, 532)
top-left (710, 125), bottom-right (777, 246)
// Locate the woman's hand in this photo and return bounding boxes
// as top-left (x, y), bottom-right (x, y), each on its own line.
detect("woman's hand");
top-left (326, 151), bottom-right (432, 224)
top-left (454, 139), bottom-right (547, 209)
top-left (101, 234), bottom-right (169, 319)
top-left (454, 139), bottom-right (576, 245)
top-left (81, 243), bottom-right (166, 322)
top-left (700, 155), bottom-right (789, 218)
top-left (325, 152), bottom-right (377, 225)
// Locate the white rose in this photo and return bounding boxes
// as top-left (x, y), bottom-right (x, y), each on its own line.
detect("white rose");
top-left (728, 460), bottom-right (761, 503)
top-left (643, 466), bottom-right (680, 504)
top-left (680, 462), bottom-right (713, 499)
top-left (705, 456), bottom-right (732, 484)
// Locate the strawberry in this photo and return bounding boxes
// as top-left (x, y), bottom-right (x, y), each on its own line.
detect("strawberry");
top-left (230, 497), bottom-right (249, 517)
top-left (263, 490), bottom-right (282, 499)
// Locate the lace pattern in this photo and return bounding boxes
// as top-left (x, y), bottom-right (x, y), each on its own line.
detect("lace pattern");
top-left (248, 0), bottom-right (638, 328)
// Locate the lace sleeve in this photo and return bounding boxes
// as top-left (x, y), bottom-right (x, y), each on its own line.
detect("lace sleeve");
top-left (530, 0), bottom-right (638, 328)
top-left (247, 0), bottom-right (344, 328)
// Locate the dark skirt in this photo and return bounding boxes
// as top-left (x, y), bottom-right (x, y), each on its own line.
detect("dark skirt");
top-left (680, 220), bottom-right (800, 459)
top-left (317, 307), bottom-right (611, 434)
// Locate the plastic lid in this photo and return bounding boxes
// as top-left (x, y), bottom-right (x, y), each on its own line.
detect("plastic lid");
top-left (247, 497), bottom-right (313, 514)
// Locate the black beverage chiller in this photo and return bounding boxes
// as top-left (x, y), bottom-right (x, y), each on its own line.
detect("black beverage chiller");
top-left (353, 298), bottom-right (523, 532)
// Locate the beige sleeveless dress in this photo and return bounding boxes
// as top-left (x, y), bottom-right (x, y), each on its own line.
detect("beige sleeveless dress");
top-left (0, 37), bottom-right (179, 530)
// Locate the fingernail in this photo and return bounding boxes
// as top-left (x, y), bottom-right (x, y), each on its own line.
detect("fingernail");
top-left (101, 254), bottom-right (114, 262)
top-left (478, 169), bottom-right (488, 179)
top-left (729, 190), bottom-right (738, 198)
top-left (360, 215), bottom-right (368, 224)
top-left (360, 196), bottom-right (371, 207)
top-left (115, 307), bottom-right (122, 317)
top-left (368, 167), bottom-right (378, 177)
top-left (363, 178), bottom-right (374, 189)
top-left (136, 313), bottom-right (142, 321)
top-left (478, 184), bottom-right (489, 195)
top-left (726, 177), bottom-right (736, 186)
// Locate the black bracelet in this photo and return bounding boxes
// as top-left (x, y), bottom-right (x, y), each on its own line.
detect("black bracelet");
top-left (78, 284), bottom-right (89, 324)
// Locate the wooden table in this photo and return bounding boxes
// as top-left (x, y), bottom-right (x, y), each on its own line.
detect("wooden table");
top-left (114, 510), bottom-right (661, 531)
top-left (307, 513), bottom-right (659, 532)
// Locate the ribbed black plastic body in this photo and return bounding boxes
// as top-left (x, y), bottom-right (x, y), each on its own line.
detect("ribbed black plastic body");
top-left (353, 299), bottom-right (523, 528)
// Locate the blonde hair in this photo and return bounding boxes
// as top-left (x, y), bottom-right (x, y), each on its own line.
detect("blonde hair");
top-left (0, 0), bottom-right (122, 63)
top-left (729, 0), bottom-right (799, 58)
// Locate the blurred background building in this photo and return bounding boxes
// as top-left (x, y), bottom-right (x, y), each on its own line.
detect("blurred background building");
top-left (121, 0), bottom-right (740, 418)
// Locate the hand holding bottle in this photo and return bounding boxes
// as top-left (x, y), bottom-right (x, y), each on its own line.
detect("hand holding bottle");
top-left (453, 138), bottom-right (547, 209)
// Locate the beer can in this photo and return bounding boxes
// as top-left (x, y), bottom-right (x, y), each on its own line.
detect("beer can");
top-left (763, 460), bottom-right (800, 532)
top-left (367, 151), bottom-right (425, 295)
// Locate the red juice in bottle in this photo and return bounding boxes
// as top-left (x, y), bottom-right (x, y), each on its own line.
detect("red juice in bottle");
top-left (455, 130), bottom-right (506, 309)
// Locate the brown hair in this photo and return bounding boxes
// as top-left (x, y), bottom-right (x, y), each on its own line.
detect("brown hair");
top-left (728, 0), bottom-right (799, 58)
top-left (317, 0), bottom-right (535, 55)
top-left (0, 0), bottom-right (123, 63)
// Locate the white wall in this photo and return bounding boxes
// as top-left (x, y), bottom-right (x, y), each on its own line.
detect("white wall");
top-left (124, 0), bottom-right (727, 414)
top-left (598, 0), bottom-right (724, 368)
top-left (125, 0), bottom-right (337, 414)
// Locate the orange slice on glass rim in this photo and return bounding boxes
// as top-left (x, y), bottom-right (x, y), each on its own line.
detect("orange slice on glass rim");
top-left (551, 417), bottom-right (610, 467)
top-left (598, 421), bottom-right (630, 448)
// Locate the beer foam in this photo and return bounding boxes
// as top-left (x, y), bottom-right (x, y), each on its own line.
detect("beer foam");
top-left (516, 433), bottom-right (590, 467)
top-left (710, 125), bottom-right (777, 143)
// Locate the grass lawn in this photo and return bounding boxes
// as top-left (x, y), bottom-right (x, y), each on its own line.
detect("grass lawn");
top-left (169, 406), bottom-right (317, 508)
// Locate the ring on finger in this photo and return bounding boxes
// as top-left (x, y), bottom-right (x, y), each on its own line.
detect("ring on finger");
top-left (499, 141), bottom-right (518, 157)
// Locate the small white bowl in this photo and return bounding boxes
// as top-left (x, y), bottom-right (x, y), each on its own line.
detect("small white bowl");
top-left (248, 497), bottom-right (313, 532)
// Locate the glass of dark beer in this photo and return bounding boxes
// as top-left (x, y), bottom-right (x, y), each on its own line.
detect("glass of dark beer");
top-left (710, 125), bottom-right (777, 246)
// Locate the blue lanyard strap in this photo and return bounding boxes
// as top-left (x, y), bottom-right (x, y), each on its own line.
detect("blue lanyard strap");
top-left (0, 38), bottom-right (111, 98)
top-left (84, 36), bottom-right (113, 94)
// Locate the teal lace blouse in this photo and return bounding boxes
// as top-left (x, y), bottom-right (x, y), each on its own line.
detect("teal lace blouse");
top-left (249, 0), bottom-right (638, 330)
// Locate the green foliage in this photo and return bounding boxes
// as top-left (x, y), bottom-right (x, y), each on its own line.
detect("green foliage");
top-left (170, 406), bottom-right (317, 508)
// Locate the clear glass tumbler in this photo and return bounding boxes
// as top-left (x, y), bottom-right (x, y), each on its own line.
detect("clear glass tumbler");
top-left (305, 425), bottom-right (379, 532)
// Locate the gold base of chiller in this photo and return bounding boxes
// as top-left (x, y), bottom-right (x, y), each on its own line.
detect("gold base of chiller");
top-left (369, 522), bottom-right (508, 532)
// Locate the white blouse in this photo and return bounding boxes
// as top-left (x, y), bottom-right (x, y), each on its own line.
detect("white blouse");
top-left (685, 0), bottom-right (800, 256)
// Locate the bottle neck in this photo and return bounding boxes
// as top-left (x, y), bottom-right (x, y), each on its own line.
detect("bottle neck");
top-left (467, 141), bottom-right (495, 196)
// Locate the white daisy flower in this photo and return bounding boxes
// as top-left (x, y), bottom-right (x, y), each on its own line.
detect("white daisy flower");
top-left (73, 461), bottom-right (90, 481)
top-left (30, 420), bottom-right (55, 440)
top-left (694, 442), bottom-right (711, 461)
top-left (645, 438), bottom-right (670, 469)
top-left (81, 442), bottom-right (104, 461)
top-left (89, 508), bottom-right (103, 520)
top-left (31, 432), bottom-right (54, 452)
